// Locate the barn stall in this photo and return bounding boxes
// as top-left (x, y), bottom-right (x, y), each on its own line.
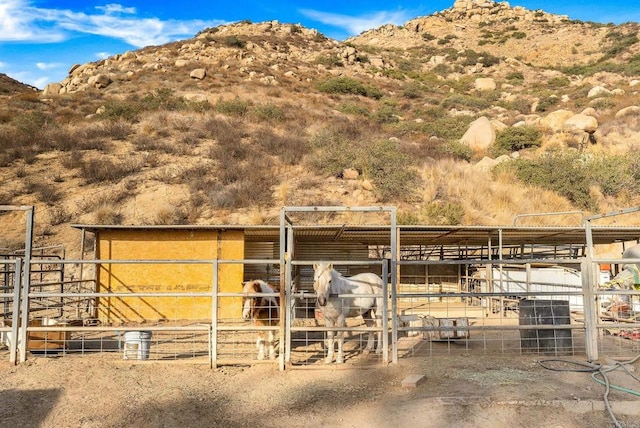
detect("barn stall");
top-left (2, 205), bottom-right (640, 368)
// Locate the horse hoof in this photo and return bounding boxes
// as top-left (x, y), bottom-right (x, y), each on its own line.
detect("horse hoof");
top-left (336, 358), bottom-right (344, 364)
top-left (362, 349), bottom-right (371, 355)
top-left (324, 357), bottom-right (333, 364)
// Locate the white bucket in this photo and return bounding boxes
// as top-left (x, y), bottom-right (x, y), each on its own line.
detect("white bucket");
top-left (123, 331), bottom-right (152, 360)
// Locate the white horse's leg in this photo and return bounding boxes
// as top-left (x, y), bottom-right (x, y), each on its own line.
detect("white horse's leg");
top-left (374, 296), bottom-right (384, 355)
top-left (256, 332), bottom-right (265, 360)
top-left (336, 315), bottom-right (346, 364)
top-left (268, 330), bottom-right (276, 360)
top-left (362, 310), bottom-right (375, 354)
top-left (325, 318), bottom-right (335, 364)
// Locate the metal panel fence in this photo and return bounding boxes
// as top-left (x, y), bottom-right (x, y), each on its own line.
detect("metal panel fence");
top-left (2, 253), bottom-right (640, 367)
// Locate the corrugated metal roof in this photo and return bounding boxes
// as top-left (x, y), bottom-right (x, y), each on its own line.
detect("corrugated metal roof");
top-left (70, 224), bottom-right (640, 246)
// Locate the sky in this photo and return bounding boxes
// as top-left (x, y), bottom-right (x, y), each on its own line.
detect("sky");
top-left (1, 1), bottom-right (640, 89)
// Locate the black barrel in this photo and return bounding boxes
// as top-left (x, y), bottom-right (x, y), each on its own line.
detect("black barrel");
top-left (519, 299), bottom-right (573, 355)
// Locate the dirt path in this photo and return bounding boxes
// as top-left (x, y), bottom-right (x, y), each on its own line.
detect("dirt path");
top-left (1, 353), bottom-right (638, 427)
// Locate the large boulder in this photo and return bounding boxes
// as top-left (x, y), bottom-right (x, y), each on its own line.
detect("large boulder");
top-left (190, 68), bottom-right (207, 80)
top-left (42, 83), bottom-right (62, 95)
top-left (540, 109), bottom-right (573, 132)
top-left (614, 106), bottom-right (640, 119)
top-left (563, 113), bottom-right (598, 133)
top-left (87, 74), bottom-right (112, 89)
top-left (475, 77), bottom-right (496, 91)
top-left (460, 116), bottom-right (495, 150)
top-left (588, 85), bottom-right (611, 98)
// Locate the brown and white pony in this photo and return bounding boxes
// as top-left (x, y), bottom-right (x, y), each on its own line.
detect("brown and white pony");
top-left (241, 280), bottom-right (280, 360)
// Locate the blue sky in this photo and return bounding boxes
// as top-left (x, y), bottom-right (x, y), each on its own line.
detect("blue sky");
top-left (1, 1), bottom-right (639, 89)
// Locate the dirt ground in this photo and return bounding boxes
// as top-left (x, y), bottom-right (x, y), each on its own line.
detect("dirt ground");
top-left (1, 351), bottom-right (639, 428)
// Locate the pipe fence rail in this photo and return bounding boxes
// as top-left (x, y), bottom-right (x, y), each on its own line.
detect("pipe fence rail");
top-left (1, 206), bottom-right (639, 368)
top-left (1, 251), bottom-right (639, 367)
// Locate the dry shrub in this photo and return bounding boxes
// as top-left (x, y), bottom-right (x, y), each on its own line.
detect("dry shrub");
top-left (24, 180), bottom-right (63, 206)
top-left (101, 120), bottom-right (133, 140)
top-left (206, 155), bottom-right (277, 209)
top-left (253, 127), bottom-right (309, 165)
top-left (202, 116), bottom-right (247, 144)
top-left (61, 151), bottom-right (84, 169)
top-left (148, 207), bottom-right (189, 225)
top-left (93, 203), bottom-right (123, 224)
top-left (77, 186), bottom-right (132, 214)
top-left (79, 157), bottom-right (143, 184)
top-left (49, 206), bottom-right (72, 226)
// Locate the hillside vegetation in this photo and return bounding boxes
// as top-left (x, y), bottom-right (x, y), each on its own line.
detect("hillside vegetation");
top-left (2, 0), bottom-right (640, 254)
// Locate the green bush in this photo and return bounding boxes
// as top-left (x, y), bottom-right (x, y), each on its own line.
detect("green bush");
top-left (140, 88), bottom-right (187, 111)
top-left (314, 54), bottom-right (343, 68)
top-left (402, 82), bottom-right (423, 99)
top-left (506, 72), bottom-right (525, 83)
top-left (214, 97), bottom-right (251, 116)
top-left (499, 96), bottom-right (532, 114)
top-left (99, 99), bottom-right (141, 122)
top-left (491, 125), bottom-right (542, 155)
top-left (253, 103), bottom-right (286, 122)
top-left (316, 77), bottom-right (382, 99)
top-left (422, 32), bottom-right (436, 41)
top-left (421, 115), bottom-right (475, 143)
top-left (307, 131), bottom-right (420, 202)
top-left (373, 103), bottom-right (400, 124)
top-left (437, 140), bottom-right (473, 162)
top-left (223, 35), bottom-right (246, 49)
top-left (536, 96), bottom-right (560, 112)
top-left (547, 76), bottom-right (570, 89)
top-left (441, 94), bottom-right (491, 111)
top-left (459, 50), bottom-right (501, 67)
top-left (358, 139), bottom-right (420, 202)
top-left (421, 201), bottom-right (465, 225)
top-left (494, 152), bottom-right (640, 210)
top-left (337, 103), bottom-right (370, 117)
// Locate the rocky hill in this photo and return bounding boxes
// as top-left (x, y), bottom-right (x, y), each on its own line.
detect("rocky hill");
top-left (2, 0), bottom-right (640, 256)
top-left (0, 73), bottom-right (39, 95)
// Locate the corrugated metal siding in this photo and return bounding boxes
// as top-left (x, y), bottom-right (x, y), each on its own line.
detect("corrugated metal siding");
top-left (244, 241), bottom-right (280, 285)
top-left (293, 242), bottom-right (375, 291)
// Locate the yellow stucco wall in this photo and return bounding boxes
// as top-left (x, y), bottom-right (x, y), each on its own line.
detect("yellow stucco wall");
top-left (96, 229), bottom-right (244, 324)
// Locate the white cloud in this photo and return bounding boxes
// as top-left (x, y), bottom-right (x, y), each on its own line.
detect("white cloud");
top-left (96, 4), bottom-right (137, 15)
top-left (299, 8), bottom-right (412, 36)
top-left (96, 52), bottom-right (112, 60)
top-left (0, 0), bottom-right (67, 42)
top-left (0, 0), bottom-right (225, 46)
top-left (36, 62), bottom-right (63, 70)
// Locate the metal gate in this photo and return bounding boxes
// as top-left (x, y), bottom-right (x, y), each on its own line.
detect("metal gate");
top-left (280, 206), bottom-right (397, 367)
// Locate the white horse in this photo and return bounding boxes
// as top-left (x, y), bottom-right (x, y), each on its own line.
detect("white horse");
top-left (242, 280), bottom-right (280, 360)
top-left (313, 262), bottom-right (384, 364)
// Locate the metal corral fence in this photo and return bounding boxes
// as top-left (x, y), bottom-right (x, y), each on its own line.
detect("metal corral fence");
top-left (1, 257), bottom-right (292, 368)
top-left (1, 252), bottom-right (640, 368)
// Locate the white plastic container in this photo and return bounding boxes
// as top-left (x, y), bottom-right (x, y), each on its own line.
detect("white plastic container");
top-left (123, 331), bottom-right (152, 360)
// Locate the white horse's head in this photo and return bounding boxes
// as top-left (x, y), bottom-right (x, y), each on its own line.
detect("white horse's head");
top-left (313, 262), bottom-right (333, 307)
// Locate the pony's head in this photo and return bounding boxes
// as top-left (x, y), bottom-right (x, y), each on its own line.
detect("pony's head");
top-left (241, 280), bottom-right (261, 320)
top-left (313, 262), bottom-right (333, 307)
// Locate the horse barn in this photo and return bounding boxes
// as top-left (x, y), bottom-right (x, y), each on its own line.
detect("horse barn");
top-left (1, 205), bottom-right (640, 369)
